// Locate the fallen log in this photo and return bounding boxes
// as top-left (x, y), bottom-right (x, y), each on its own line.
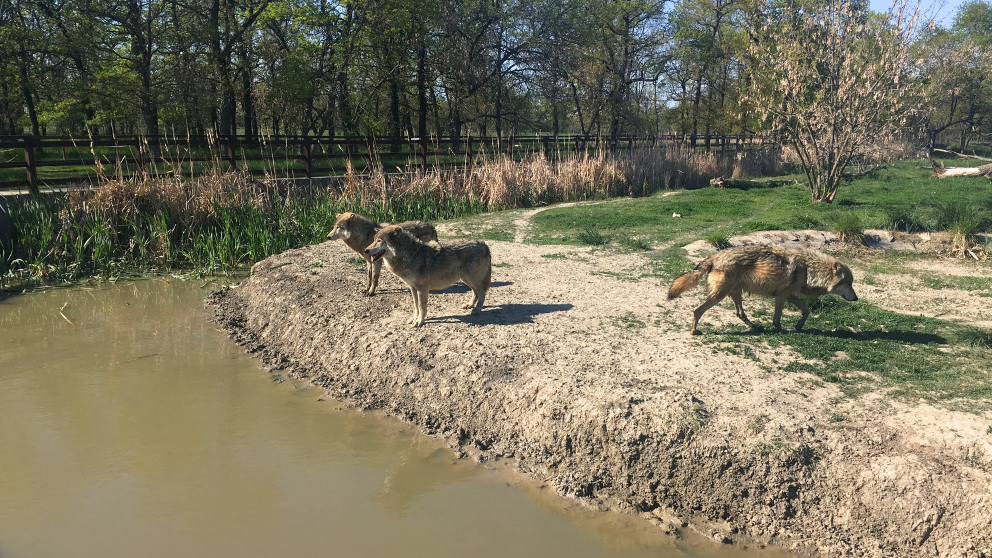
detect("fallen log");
top-left (930, 160), bottom-right (992, 179)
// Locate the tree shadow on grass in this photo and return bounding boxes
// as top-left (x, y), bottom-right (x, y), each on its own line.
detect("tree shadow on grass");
top-left (432, 302), bottom-right (574, 326)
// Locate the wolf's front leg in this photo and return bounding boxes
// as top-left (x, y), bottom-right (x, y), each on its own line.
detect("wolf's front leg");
top-left (367, 259), bottom-right (382, 296)
top-left (407, 287), bottom-right (419, 325)
top-left (413, 288), bottom-right (429, 327)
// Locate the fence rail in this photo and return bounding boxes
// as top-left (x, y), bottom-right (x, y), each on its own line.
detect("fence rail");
top-left (0, 133), bottom-right (769, 193)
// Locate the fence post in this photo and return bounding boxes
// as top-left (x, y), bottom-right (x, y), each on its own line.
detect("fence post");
top-left (465, 131), bottom-right (473, 170)
top-left (301, 142), bottom-right (312, 178)
top-left (24, 136), bottom-right (39, 195)
top-left (508, 132), bottom-right (515, 159)
top-left (223, 136), bottom-right (236, 172)
top-left (420, 137), bottom-right (428, 169)
top-left (365, 135), bottom-right (375, 173)
top-left (135, 137), bottom-right (146, 177)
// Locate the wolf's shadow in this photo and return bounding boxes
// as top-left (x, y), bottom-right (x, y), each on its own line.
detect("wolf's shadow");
top-left (723, 327), bottom-right (946, 345)
top-left (433, 281), bottom-right (513, 293)
top-left (433, 302), bottom-right (574, 326)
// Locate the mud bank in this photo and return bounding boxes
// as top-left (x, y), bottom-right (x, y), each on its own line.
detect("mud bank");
top-left (208, 241), bottom-right (991, 557)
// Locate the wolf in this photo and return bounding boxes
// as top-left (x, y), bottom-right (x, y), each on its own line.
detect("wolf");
top-left (667, 245), bottom-right (858, 335)
top-left (326, 212), bottom-right (438, 296)
top-left (365, 225), bottom-right (491, 327)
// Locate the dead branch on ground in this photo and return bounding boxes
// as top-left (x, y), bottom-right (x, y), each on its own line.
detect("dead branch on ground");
top-left (930, 160), bottom-right (992, 179)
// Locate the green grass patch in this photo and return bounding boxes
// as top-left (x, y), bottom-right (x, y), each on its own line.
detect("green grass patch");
top-left (747, 414), bottom-right (769, 434)
top-left (528, 160), bottom-right (992, 247)
top-left (919, 274), bottom-right (992, 294)
top-left (541, 252), bottom-right (569, 259)
top-left (616, 234), bottom-right (652, 252)
top-left (475, 229), bottom-right (515, 242)
top-left (611, 311), bottom-right (647, 329)
top-left (644, 245), bottom-right (695, 282)
top-left (701, 297), bottom-right (992, 411)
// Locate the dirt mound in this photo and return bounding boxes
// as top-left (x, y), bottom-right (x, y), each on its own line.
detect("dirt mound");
top-left (208, 240), bottom-right (991, 557)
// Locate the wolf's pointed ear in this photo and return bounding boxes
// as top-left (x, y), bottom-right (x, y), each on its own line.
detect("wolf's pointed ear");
top-left (833, 261), bottom-right (843, 274)
top-left (335, 213), bottom-right (344, 219)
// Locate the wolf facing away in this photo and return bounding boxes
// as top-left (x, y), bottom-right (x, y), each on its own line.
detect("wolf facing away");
top-left (365, 225), bottom-right (491, 327)
top-left (667, 245), bottom-right (858, 335)
top-left (326, 212), bottom-right (438, 296)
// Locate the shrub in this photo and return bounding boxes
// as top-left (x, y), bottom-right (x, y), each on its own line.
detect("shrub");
top-left (884, 207), bottom-right (924, 233)
top-left (706, 231), bottom-right (733, 250)
top-left (577, 227), bottom-right (608, 246)
top-left (833, 213), bottom-right (865, 244)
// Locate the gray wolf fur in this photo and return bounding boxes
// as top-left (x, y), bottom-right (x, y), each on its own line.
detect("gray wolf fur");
top-left (326, 212), bottom-right (438, 296)
top-left (365, 225), bottom-right (491, 327)
top-left (667, 245), bottom-right (858, 335)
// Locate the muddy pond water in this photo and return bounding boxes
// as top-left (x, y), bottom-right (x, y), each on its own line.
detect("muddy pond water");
top-left (0, 279), bottom-right (782, 558)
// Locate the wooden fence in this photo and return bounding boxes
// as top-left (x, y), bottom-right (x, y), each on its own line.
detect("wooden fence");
top-left (0, 133), bottom-right (768, 193)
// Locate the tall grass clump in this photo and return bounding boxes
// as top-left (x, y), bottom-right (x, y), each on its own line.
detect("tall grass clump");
top-left (833, 213), bottom-right (866, 244)
top-left (577, 227), bottom-right (608, 245)
top-left (1, 146), bottom-right (790, 285)
top-left (706, 231), bottom-right (733, 249)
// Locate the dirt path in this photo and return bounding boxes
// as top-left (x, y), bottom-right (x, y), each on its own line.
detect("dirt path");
top-left (209, 230), bottom-right (992, 558)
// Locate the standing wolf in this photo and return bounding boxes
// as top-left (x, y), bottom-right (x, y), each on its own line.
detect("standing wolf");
top-left (667, 245), bottom-right (858, 335)
top-left (326, 212), bottom-right (438, 296)
top-left (365, 225), bottom-right (491, 327)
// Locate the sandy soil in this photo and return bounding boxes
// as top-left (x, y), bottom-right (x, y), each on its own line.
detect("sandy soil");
top-left (208, 222), bottom-right (992, 558)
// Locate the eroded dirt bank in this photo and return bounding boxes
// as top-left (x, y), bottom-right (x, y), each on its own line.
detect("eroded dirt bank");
top-left (208, 240), bottom-right (991, 557)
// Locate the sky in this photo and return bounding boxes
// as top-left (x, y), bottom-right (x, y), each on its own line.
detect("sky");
top-left (868, 0), bottom-right (969, 24)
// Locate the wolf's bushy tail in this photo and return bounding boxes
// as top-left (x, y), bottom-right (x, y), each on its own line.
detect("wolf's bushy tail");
top-left (667, 257), bottom-right (714, 300)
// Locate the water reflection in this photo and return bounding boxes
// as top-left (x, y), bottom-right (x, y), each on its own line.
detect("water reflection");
top-left (0, 279), bottom-right (784, 558)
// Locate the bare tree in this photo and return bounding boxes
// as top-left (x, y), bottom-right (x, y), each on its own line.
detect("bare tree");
top-left (747, 0), bottom-right (920, 202)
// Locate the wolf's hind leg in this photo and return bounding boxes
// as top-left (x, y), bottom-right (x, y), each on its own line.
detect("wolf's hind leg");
top-left (787, 295), bottom-right (811, 331)
top-left (729, 291), bottom-right (757, 330)
top-left (691, 290), bottom-right (728, 335)
top-left (465, 283), bottom-right (487, 315)
top-left (461, 268), bottom-right (490, 314)
top-left (461, 286), bottom-right (478, 310)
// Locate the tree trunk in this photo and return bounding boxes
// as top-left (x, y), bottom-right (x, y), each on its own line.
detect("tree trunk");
top-left (390, 76), bottom-right (401, 153)
top-left (240, 46), bottom-right (257, 138)
top-left (451, 107), bottom-right (462, 153)
top-left (417, 43), bottom-right (428, 144)
top-left (16, 45), bottom-right (40, 136)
